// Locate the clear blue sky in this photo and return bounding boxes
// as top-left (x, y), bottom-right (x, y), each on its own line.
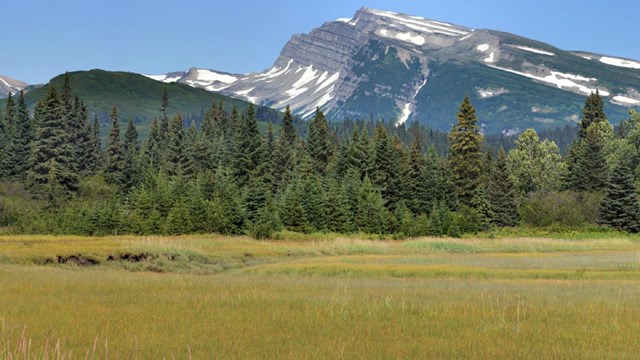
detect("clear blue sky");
top-left (2, 0), bottom-right (639, 84)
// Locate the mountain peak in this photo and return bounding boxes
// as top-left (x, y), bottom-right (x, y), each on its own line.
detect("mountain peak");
top-left (0, 74), bottom-right (28, 98)
top-left (145, 8), bottom-right (640, 133)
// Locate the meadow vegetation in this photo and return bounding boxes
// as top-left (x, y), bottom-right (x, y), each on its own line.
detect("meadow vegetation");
top-left (2, 233), bottom-right (640, 358)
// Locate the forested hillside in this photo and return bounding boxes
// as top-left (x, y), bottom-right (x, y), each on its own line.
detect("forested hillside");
top-left (1, 74), bottom-right (639, 237)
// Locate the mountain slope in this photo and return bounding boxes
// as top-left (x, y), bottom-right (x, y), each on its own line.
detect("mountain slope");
top-left (0, 74), bottom-right (28, 98)
top-left (20, 70), bottom-right (279, 137)
top-left (149, 7), bottom-right (640, 133)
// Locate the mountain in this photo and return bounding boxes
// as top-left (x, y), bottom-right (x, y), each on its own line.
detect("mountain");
top-left (148, 7), bottom-right (640, 134)
top-left (20, 70), bottom-right (277, 137)
top-left (0, 74), bottom-right (28, 98)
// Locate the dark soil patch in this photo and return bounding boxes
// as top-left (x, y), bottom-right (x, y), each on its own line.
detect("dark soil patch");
top-left (56, 254), bottom-right (99, 266)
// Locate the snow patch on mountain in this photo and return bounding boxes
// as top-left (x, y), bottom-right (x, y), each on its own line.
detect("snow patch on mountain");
top-left (397, 77), bottom-right (428, 125)
top-left (0, 77), bottom-right (12, 88)
top-left (477, 44), bottom-right (489, 52)
top-left (516, 46), bottom-right (555, 56)
top-left (144, 74), bottom-right (182, 83)
top-left (487, 65), bottom-right (610, 96)
top-left (193, 69), bottom-right (237, 84)
top-left (484, 51), bottom-right (495, 63)
top-left (366, 8), bottom-right (471, 37)
top-left (612, 95), bottom-right (640, 105)
top-left (600, 57), bottom-right (640, 69)
top-left (396, 32), bottom-right (425, 46)
top-left (477, 87), bottom-right (509, 98)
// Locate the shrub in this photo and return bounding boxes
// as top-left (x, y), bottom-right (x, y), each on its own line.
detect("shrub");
top-left (520, 191), bottom-right (602, 227)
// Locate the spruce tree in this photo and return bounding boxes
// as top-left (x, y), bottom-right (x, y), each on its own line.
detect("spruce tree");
top-left (598, 161), bottom-right (640, 232)
top-left (579, 91), bottom-right (606, 139)
top-left (571, 124), bottom-right (609, 192)
top-left (143, 118), bottom-right (162, 171)
top-left (232, 104), bottom-right (262, 186)
top-left (280, 179), bottom-right (309, 233)
top-left (105, 106), bottom-right (125, 187)
top-left (122, 118), bottom-right (139, 190)
top-left (306, 108), bottom-right (333, 175)
top-left (70, 97), bottom-right (91, 175)
top-left (159, 88), bottom-right (169, 142)
top-left (449, 96), bottom-right (483, 207)
top-left (10, 91), bottom-right (32, 179)
top-left (5, 92), bottom-right (15, 129)
top-left (88, 115), bottom-right (103, 173)
top-left (282, 105), bottom-right (297, 146)
top-left (324, 178), bottom-right (354, 233)
top-left (164, 113), bottom-right (185, 176)
top-left (487, 148), bottom-right (519, 226)
top-left (27, 86), bottom-right (78, 198)
top-left (355, 176), bottom-right (388, 234)
top-left (372, 123), bottom-right (402, 210)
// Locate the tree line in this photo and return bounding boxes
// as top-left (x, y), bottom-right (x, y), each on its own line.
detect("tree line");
top-left (1, 75), bottom-right (639, 237)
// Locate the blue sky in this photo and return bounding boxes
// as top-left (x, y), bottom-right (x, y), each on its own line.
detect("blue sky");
top-left (2, 0), bottom-right (639, 84)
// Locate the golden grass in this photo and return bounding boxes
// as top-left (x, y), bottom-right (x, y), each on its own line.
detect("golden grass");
top-left (2, 234), bottom-right (640, 358)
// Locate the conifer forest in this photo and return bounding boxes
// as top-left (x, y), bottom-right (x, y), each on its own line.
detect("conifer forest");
top-left (1, 74), bottom-right (639, 238)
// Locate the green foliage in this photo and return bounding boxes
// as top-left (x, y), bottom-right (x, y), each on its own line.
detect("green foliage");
top-left (26, 86), bottom-right (78, 200)
top-left (520, 191), bottom-right (603, 227)
top-left (488, 148), bottom-right (519, 226)
top-left (306, 108), bottom-right (333, 176)
top-left (579, 91), bottom-right (607, 139)
top-left (5, 83), bottom-right (640, 238)
top-left (598, 161), bottom-right (640, 232)
top-left (104, 106), bottom-right (125, 187)
top-left (449, 96), bottom-right (483, 207)
top-left (507, 129), bottom-right (566, 195)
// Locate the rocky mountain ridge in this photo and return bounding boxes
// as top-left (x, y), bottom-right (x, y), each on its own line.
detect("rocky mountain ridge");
top-left (147, 7), bottom-right (640, 133)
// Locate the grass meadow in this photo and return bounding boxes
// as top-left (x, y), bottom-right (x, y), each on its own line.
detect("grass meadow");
top-left (1, 233), bottom-right (640, 358)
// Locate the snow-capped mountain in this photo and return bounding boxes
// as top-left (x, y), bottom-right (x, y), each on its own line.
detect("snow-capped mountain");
top-left (146, 7), bottom-right (640, 133)
top-left (0, 74), bottom-right (28, 99)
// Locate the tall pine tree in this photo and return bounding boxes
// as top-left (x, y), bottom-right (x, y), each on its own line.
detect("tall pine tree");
top-left (598, 161), bottom-right (640, 232)
top-left (104, 106), bottom-right (125, 187)
top-left (27, 86), bottom-right (78, 198)
top-left (449, 96), bottom-right (483, 207)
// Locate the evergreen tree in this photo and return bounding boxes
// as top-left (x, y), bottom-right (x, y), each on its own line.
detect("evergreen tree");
top-left (159, 88), bottom-right (169, 141)
top-left (88, 115), bottom-right (103, 173)
top-left (71, 98), bottom-right (93, 175)
top-left (282, 105), bottom-right (297, 146)
top-left (324, 178), bottom-right (354, 233)
top-left (122, 118), bottom-right (139, 191)
top-left (306, 108), bottom-right (333, 175)
top-left (232, 104), bottom-right (262, 186)
top-left (164, 113), bottom-right (185, 176)
top-left (10, 91), bottom-right (33, 179)
top-left (27, 86), bottom-right (78, 198)
top-left (355, 176), bottom-right (388, 234)
top-left (143, 118), bottom-right (162, 171)
top-left (598, 161), bottom-right (640, 232)
top-left (579, 91), bottom-right (607, 139)
top-left (488, 148), bottom-right (519, 226)
top-left (104, 106), bottom-right (125, 187)
top-left (301, 174), bottom-right (326, 231)
top-left (403, 131), bottom-right (437, 215)
top-left (372, 123), bottom-right (402, 209)
top-left (201, 99), bottom-right (219, 139)
top-left (280, 179), bottom-right (310, 233)
top-left (570, 124), bottom-right (609, 192)
top-left (449, 96), bottom-right (483, 207)
top-left (5, 92), bottom-right (15, 129)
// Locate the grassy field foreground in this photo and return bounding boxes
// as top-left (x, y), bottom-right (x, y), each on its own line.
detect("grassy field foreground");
top-left (1, 233), bottom-right (640, 358)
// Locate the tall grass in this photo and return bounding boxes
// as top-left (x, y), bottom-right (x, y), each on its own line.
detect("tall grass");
top-left (2, 234), bottom-right (640, 358)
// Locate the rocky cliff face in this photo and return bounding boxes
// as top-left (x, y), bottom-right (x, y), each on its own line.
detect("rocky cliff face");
top-left (147, 7), bottom-right (640, 133)
top-left (0, 74), bottom-right (27, 98)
